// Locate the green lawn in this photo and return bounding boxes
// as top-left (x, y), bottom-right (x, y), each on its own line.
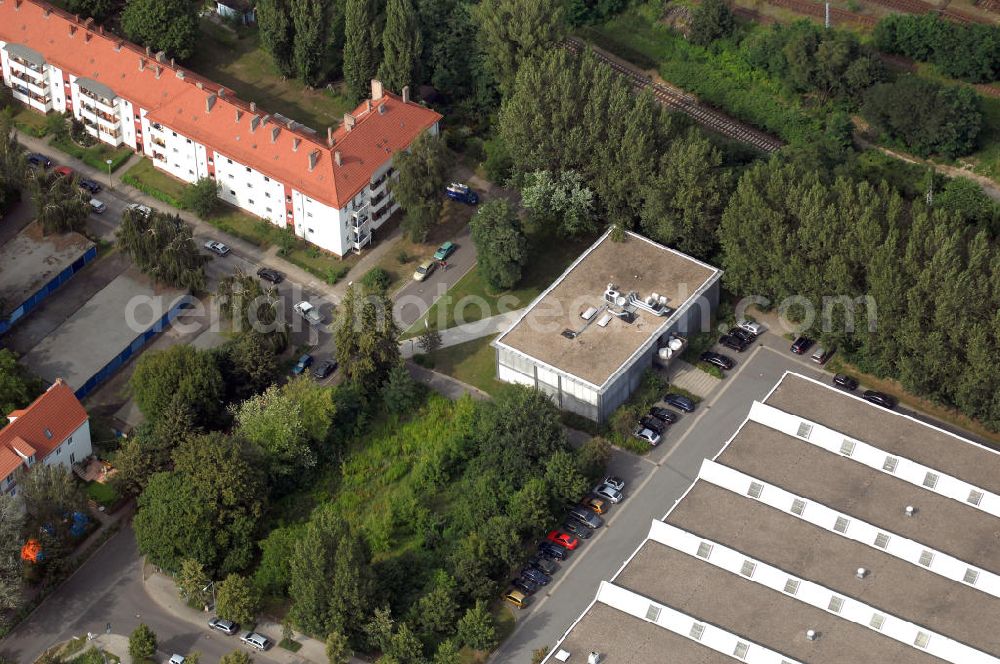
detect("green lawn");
top-left (191, 19), bottom-right (354, 131)
top-left (422, 335), bottom-right (500, 396)
top-left (85, 480), bottom-right (118, 509)
top-left (50, 136), bottom-right (132, 173)
top-left (122, 157), bottom-right (187, 207)
top-left (69, 647), bottom-right (120, 664)
top-left (404, 225), bottom-right (593, 338)
top-left (7, 106), bottom-right (49, 137)
top-left (972, 96), bottom-right (1000, 180)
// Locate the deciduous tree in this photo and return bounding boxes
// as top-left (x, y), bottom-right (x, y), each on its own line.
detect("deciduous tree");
top-left (129, 623), bottom-right (157, 662)
top-left (27, 169), bottom-right (89, 236)
top-left (181, 178), bottom-right (220, 218)
top-left (689, 0), bottom-right (735, 46)
top-left (469, 200), bottom-right (527, 291)
top-left (0, 494), bottom-right (24, 620)
top-left (116, 210), bottom-right (208, 291)
top-left (178, 558), bottom-right (211, 607)
top-left (334, 287), bottom-right (401, 391)
top-left (456, 600), bottom-right (497, 651)
top-left (219, 652), bottom-right (251, 664)
top-left (0, 349), bottom-right (37, 416)
top-left (130, 345), bottom-right (224, 427)
top-left (325, 630), bottom-right (353, 664)
top-left (121, 0), bottom-right (200, 60)
top-left (382, 364), bottom-right (422, 414)
top-left (216, 573), bottom-right (260, 624)
top-left (520, 170), bottom-right (596, 237)
top-left (477, 0), bottom-right (564, 94)
top-left (391, 131), bottom-right (448, 242)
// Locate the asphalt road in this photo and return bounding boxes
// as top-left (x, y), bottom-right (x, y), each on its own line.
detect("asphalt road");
top-left (489, 335), bottom-right (837, 663)
top-left (0, 524), bottom-right (286, 664)
top-left (392, 224), bottom-right (476, 330)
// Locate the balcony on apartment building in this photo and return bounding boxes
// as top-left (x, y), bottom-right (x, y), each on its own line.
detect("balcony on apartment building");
top-left (12, 85), bottom-right (51, 111)
top-left (9, 70), bottom-right (47, 97)
top-left (77, 80), bottom-right (119, 118)
top-left (352, 230), bottom-right (372, 252)
top-left (5, 45), bottom-right (47, 82)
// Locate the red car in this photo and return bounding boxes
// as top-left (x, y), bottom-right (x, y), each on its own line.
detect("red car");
top-left (53, 165), bottom-right (74, 179)
top-left (546, 530), bottom-right (580, 550)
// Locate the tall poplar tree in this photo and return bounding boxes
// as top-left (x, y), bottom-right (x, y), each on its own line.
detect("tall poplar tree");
top-left (257, 0), bottom-right (296, 76)
top-left (378, 0), bottom-right (421, 93)
top-left (344, 0), bottom-right (381, 101)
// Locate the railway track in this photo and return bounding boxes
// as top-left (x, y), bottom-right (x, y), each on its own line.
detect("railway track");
top-left (561, 37), bottom-right (785, 153)
top-left (767, 0), bottom-right (879, 26)
top-left (976, 0), bottom-right (1000, 14)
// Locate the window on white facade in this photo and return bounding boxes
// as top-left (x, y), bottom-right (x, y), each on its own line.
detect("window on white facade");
top-left (186, 138), bottom-right (191, 144)
top-left (307, 212), bottom-right (313, 218)
top-left (264, 176), bottom-right (270, 182)
top-left (188, 170), bottom-right (193, 175)
top-left (249, 199), bottom-right (254, 205)
top-left (266, 207), bottom-right (272, 213)
top-left (171, 131), bottom-right (176, 136)
top-left (248, 183), bottom-right (253, 189)
top-left (228, 174), bottom-right (234, 179)
top-left (229, 190), bottom-right (236, 196)
top-left (308, 228), bottom-right (314, 233)
top-left (227, 158), bottom-right (232, 164)
top-left (245, 166), bottom-right (251, 173)
top-left (265, 192), bottom-right (271, 198)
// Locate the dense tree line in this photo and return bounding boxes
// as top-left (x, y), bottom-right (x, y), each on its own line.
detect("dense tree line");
top-left (874, 14), bottom-right (1000, 84)
top-left (121, 0), bottom-right (201, 60)
top-left (258, 0), bottom-right (346, 85)
top-left (719, 157), bottom-right (1000, 429)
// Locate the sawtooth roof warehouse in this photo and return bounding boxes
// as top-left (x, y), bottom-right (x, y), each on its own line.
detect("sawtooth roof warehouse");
top-left (493, 230), bottom-right (722, 423)
top-left (545, 372), bottom-right (1000, 664)
top-left (0, 0), bottom-right (442, 257)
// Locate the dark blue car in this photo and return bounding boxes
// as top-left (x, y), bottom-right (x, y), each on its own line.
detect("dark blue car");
top-left (664, 393), bottom-right (696, 413)
top-left (445, 182), bottom-right (478, 205)
top-left (291, 353), bottom-right (313, 376)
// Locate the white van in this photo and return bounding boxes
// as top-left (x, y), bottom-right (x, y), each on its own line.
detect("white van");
top-left (88, 198), bottom-right (107, 214)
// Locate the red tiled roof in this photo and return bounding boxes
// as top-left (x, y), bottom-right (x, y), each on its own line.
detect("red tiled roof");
top-left (0, 379), bottom-right (88, 480)
top-left (0, 0), bottom-right (442, 210)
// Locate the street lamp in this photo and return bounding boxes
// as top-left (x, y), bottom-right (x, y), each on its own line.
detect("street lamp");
top-left (105, 158), bottom-right (113, 190)
top-left (202, 581), bottom-right (216, 611)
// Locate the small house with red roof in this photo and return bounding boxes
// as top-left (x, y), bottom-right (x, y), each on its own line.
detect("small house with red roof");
top-left (0, 0), bottom-right (442, 256)
top-left (0, 379), bottom-right (91, 496)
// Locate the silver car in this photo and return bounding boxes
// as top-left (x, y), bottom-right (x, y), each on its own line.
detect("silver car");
top-left (594, 483), bottom-right (623, 504)
top-left (204, 240), bottom-right (231, 256)
top-left (208, 616), bottom-right (238, 635)
top-left (240, 631), bottom-right (271, 651)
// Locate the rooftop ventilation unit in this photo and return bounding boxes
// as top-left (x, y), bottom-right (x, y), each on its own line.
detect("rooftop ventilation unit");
top-left (581, 306), bottom-right (598, 321)
top-left (856, 567), bottom-right (868, 579)
top-left (905, 505), bottom-right (916, 517)
top-left (805, 629), bottom-right (818, 641)
top-left (587, 653), bottom-right (602, 664)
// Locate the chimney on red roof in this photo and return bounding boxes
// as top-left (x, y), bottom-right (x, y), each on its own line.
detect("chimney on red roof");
top-left (99, 25), bottom-right (104, 34)
top-left (43, 8), bottom-right (50, 17)
top-left (334, 150), bottom-right (342, 166)
top-left (402, 86), bottom-right (410, 104)
top-left (327, 126), bottom-right (334, 147)
top-left (115, 40), bottom-right (123, 52)
top-left (145, 46), bottom-right (152, 57)
top-left (250, 101), bottom-right (256, 112)
top-left (155, 51), bottom-right (166, 63)
top-left (138, 57), bottom-right (145, 72)
top-left (196, 81), bottom-right (203, 89)
top-left (343, 113), bottom-right (355, 132)
top-left (69, 24), bottom-right (77, 36)
top-left (371, 79), bottom-right (384, 101)
top-left (85, 31), bottom-right (92, 42)
top-left (15, 0), bottom-right (24, 11)
top-left (206, 94), bottom-right (217, 112)
top-left (308, 150), bottom-right (320, 171)
top-left (366, 99), bottom-right (372, 113)
top-left (270, 126), bottom-right (280, 143)
top-left (83, 17), bottom-right (94, 28)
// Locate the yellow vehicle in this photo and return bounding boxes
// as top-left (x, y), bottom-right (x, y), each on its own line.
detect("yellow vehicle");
top-left (413, 259), bottom-right (437, 282)
top-left (504, 589), bottom-right (528, 609)
top-left (582, 496), bottom-right (608, 515)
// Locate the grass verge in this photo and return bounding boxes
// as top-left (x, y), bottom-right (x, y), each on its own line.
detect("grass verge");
top-left (278, 638), bottom-right (302, 653)
top-left (121, 158), bottom-right (185, 208)
top-left (421, 335), bottom-right (499, 396)
top-left (85, 480), bottom-right (119, 509)
top-left (50, 136), bottom-right (132, 173)
top-left (7, 106), bottom-right (48, 137)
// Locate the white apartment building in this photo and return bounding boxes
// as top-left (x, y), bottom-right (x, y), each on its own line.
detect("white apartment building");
top-left (0, 0), bottom-right (442, 256)
top-left (0, 379), bottom-right (92, 496)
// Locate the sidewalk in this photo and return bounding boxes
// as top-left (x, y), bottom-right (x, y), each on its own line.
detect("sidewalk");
top-left (400, 308), bottom-right (523, 358)
top-left (406, 362), bottom-right (490, 400)
top-left (142, 569), bottom-right (367, 664)
top-left (14, 130), bottom-right (375, 306)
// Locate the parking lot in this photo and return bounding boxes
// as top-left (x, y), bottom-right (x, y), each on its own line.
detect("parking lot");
top-left (490, 330), bottom-right (848, 663)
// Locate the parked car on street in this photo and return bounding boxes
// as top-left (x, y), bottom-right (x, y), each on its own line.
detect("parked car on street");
top-left (256, 267), bottom-right (283, 284)
top-left (863, 390), bottom-right (897, 409)
top-left (88, 199), bottom-right (107, 214)
top-left (664, 393), bottom-right (696, 413)
top-left (580, 496), bottom-right (608, 515)
top-left (649, 407), bottom-right (678, 425)
top-left (413, 259), bottom-right (436, 282)
top-left (594, 483), bottom-right (623, 504)
top-left (832, 373), bottom-right (859, 391)
top-left (727, 327), bottom-right (755, 343)
top-left (528, 555), bottom-right (559, 575)
top-left (546, 530), bottom-right (580, 550)
top-left (125, 203), bottom-right (153, 218)
top-left (718, 333), bottom-right (749, 353)
top-left (433, 241), bottom-right (456, 261)
top-left (27, 153), bottom-right (51, 169)
top-left (603, 476), bottom-right (626, 492)
top-left (291, 354), bottom-right (313, 376)
top-left (208, 617), bottom-right (239, 635)
top-left (78, 178), bottom-right (102, 194)
top-left (169, 656), bottom-right (186, 664)
top-left (633, 425), bottom-right (661, 447)
top-left (293, 301), bottom-right (323, 326)
top-left (737, 320), bottom-right (764, 337)
top-left (699, 351), bottom-right (735, 370)
top-left (512, 577), bottom-right (539, 595)
top-left (537, 541), bottom-right (568, 560)
top-left (240, 632), bottom-right (271, 651)
top-left (312, 360), bottom-right (336, 379)
top-left (790, 336), bottom-right (814, 354)
top-left (503, 589), bottom-right (528, 609)
top-left (561, 520), bottom-right (593, 539)
top-left (811, 345), bottom-right (835, 364)
top-left (521, 566), bottom-right (551, 585)
top-left (566, 506), bottom-right (603, 529)
top-left (445, 182), bottom-right (479, 205)
top-left (53, 165), bottom-right (74, 178)
top-left (639, 415), bottom-right (665, 435)
top-left (204, 240), bottom-right (230, 256)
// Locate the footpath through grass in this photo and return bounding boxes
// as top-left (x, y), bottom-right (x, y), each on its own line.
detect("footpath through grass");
top-left (419, 335), bottom-right (500, 396)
